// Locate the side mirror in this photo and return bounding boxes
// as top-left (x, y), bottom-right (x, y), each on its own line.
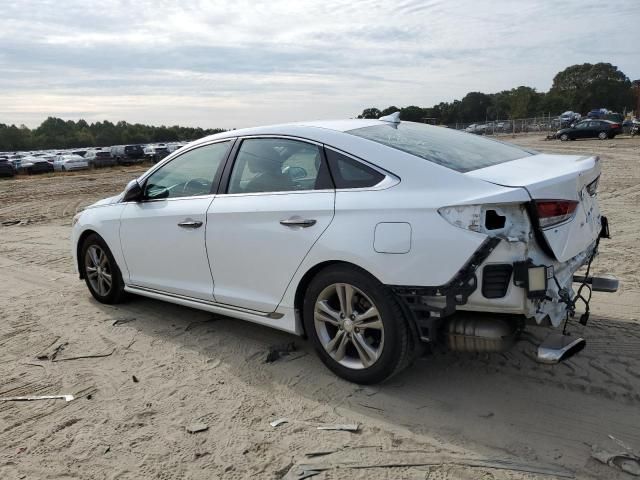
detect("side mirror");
top-left (123, 179), bottom-right (143, 202)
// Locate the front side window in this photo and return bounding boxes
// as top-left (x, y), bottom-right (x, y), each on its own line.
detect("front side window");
top-left (144, 141), bottom-right (230, 200)
top-left (228, 138), bottom-right (331, 194)
top-left (347, 122), bottom-right (533, 173)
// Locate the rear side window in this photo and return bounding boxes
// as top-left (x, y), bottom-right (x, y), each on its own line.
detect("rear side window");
top-left (347, 122), bottom-right (533, 173)
top-left (325, 148), bottom-right (384, 189)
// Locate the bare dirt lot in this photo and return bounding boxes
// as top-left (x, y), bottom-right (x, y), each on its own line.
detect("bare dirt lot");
top-left (1, 136), bottom-right (639, 479)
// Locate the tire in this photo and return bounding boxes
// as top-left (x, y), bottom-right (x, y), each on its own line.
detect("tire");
top-left (598, 131), bottom-right (607, 140)
top-left (560, 133), bottom-right (569, 141)
top-left (80, 233), bottom-right (126, 304)
top-left (303, 265), bottom-right (415, 384)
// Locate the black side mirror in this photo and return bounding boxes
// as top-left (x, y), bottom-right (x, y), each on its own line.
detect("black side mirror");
top-left (123, 179), bottom-right (143, 202)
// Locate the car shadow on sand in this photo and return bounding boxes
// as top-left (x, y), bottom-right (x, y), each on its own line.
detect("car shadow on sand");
top-left (100, 294), bottom-right (640, 474)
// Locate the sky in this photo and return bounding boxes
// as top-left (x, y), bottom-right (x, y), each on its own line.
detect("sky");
top-left (1, 0), bottom-right (638, 129)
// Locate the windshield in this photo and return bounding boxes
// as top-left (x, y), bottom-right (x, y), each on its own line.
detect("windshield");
top-left (347, 122), bottom-right (534, 173)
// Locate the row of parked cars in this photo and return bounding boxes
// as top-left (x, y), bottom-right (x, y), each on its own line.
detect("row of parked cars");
top-left (462, 109), bottom-right (637, 140)
top-left (0, 142), bottom-right (186, 177)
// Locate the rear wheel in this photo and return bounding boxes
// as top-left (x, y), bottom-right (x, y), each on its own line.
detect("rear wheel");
top-left (81, 233), bottom-right (126, 304)
top-left (303, 265), bottom-right (415, 384)
top-left (598, 131), bottom-right (608, 140)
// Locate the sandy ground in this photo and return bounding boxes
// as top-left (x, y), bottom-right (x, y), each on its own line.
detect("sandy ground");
top-left (1, 136), bottom-right (639, 480)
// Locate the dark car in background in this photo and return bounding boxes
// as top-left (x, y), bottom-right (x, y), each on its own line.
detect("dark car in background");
top-left (0, 158), bottom-right (15, 177)
top-left (110, 145), bottom-right (145, 165)
top-left (556, 119), bottom-right (622, 141)
top-left (19, 156), bottom-right (55, 174)
top-left (85, 149), bottom-right (117, 168)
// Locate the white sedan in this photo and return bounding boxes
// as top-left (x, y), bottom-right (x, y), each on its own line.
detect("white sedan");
top-left (71, 114), bottom-right (616, 383)
top-left (53, 154), bottom-right (89, 172)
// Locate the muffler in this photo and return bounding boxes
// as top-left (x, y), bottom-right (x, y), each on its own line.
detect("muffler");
top-left (446, 316), bottom-right (517, 353)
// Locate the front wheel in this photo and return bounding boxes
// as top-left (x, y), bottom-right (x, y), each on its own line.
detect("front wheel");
top-left (303, 265), bottom-right (416, 384)
top-left (80, 233), bottom-right (126, 304)
top-left (560, 133), bottom-right (569, 141)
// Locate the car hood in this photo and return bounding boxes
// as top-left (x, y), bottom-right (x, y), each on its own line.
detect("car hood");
top-left (88, 193), bottom-right (123, 208)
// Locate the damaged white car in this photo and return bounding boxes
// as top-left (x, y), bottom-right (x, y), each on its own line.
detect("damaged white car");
top-left (71, 113), bottom-right (617, 384)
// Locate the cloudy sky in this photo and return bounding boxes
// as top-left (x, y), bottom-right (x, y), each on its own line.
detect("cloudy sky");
top-left (1, 0), bottom-right (637, 129)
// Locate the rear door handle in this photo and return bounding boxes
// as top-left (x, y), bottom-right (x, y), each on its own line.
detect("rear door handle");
top-left (280, 217), bottom-right (317, 228)
top-left (178, 220), bottom-right (203, 229)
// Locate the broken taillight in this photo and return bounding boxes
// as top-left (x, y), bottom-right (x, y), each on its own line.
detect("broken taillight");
top-left (534, 200), bottom-right (578, 228)
top-left (586, 177), bottom-right (599, 196)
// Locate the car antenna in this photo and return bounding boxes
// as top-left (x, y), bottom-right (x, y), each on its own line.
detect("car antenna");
top-left (378, 111), bottom-right (400, 127)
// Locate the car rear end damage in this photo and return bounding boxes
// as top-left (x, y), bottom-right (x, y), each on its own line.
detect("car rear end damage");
top-left (391, 152), bottom-right (618, 363)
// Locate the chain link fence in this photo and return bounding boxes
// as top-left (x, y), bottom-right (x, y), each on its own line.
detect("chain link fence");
top-left (448, 114), bottom-right (567, 136)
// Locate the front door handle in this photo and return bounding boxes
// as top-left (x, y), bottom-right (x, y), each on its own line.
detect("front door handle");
top-left (280, 217), bottom-right (317, 228)
top-left (178, 220), bottom-right (203, 229)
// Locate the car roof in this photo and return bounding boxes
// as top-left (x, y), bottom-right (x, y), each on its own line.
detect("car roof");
top-left (200, 119), bottom-right (383, 141)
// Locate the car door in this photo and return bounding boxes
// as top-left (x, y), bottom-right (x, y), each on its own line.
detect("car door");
top-left (119, 140), bottom-right (232, 300)
top-left (573, 122), bottom-right (589, 139)
top-left (206, 137), bottom-right (335, 313)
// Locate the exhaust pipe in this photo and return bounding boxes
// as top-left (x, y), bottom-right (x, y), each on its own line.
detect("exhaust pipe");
top-left (573, 274), bottom-right (619, 293)
top-left (446, 316), bottom-right (517, 353)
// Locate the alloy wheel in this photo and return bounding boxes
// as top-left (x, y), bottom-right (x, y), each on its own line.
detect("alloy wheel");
top-left (313, 283), bottom-right (384, 370)
top-left (84, 245), bottom-right (113, 296)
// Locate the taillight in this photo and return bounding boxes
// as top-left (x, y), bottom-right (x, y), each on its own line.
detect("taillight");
top-left (611, 123), bottom-right (620, 129)
top-left (534, 200), bottom-right (578, 228)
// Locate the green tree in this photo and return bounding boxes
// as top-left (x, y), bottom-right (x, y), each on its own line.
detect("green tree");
top-left (358, 108), bottom-right (381, 119)
top-left (549, 63), bottom-right (632, 113)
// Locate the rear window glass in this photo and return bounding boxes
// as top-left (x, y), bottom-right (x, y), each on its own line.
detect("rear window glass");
top-left (347, 122), bottom-right (533, 173)
top-left (325, 149), bottom-right (384, 188)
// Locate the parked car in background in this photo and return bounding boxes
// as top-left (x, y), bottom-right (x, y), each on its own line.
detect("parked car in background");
top-left (587, 108), bottom-right (609, 119)
top-left (19, 156), bottom-right (55, 174)
top-left (464, 124), bottom-right (486, 135)
top-left (72, 115), bottom-right (616, 383)
top-left (53, 154), bottom-right (90, 172)
top-left (556, 119), bottom-right (622, 141)
top-left (72, 150), bottom-right (88, 157)
top-left (165, 143), bottom-right (184, 154)
top-left (110, 145), bottom-right (145, 165)
top-left (85, 149), bottom-right (116, 168)
top-left (0, 158), bottom-right (15, 177)
top-left (144, 145), bottom-right (170, 163)
top-left (560, 111), bottom-right (581, 128)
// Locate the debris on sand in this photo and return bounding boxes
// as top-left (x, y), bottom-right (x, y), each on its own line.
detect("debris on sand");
top-left (317, 423), bottom-right (359, 432)
top-left (270, 418), bottom-right (289, 427)
top-left (112, 317), bottom-right (136, 326)
top-left (592, 444), bottom-right (640, 476)
top-left (36, 341), bottom-right (68, 361)
top-left (264, 342), bottom-right (297, 363)
top-left (0, 394), bottom-right (74, 402)
top-left (186, 423), bottom-right (209, 434)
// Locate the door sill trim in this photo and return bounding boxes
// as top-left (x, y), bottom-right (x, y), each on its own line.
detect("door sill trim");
top-left (125, 284), bottom-right (284, 319)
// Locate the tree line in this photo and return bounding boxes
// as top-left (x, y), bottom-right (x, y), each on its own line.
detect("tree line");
top-left (358, 63), bottom-right (639, 124)
top-left (0, 117), bottom-right (225, 152)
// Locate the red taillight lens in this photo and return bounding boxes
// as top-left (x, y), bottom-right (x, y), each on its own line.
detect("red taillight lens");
top-left (611, 123), bottom-right (620, 129)
top-left (535, 200), bottom-right (578, 228)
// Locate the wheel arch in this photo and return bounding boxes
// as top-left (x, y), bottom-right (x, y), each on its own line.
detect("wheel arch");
top-left (76, 229), bottom-right (100, 279)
